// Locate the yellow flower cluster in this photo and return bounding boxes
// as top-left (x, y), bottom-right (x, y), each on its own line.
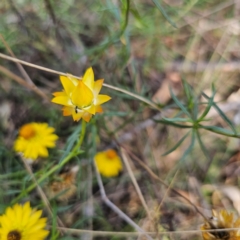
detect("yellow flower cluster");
top-left (8, 68), bottom-right (113, 239)
top-left (52, 67), bottom-right (111, 122)
top-left (201, 210), bottom-right (240, 240)
top-left (14, 122), bottom-right (58, 160)
top-left (0, 202), bottom-right (49, 240)
top-left (94, 149), bottom-right (123, 177)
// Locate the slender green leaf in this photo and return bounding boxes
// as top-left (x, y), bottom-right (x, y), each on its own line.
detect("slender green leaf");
top-left (170, 87), bottom-right (192, 118)
top-left (182, 79), bottom-right (192, 101)
top-left (198, 87), bottom-right (216, 121)
top-left (182, 79), bottom-right (199, 120)
top-left (162, 117), bottom-right (193, 123)
top-left (202, 92), bottom-right (236, 134)
top-left (152, 0), bottom-right (177, 28)
top-left (196, 130), bottom-right (211, 161)
top-left (130, 8), bottom-right (147, 28)
top-left (156, 119), bottom-right (193, 128)
top-left (50, 205), bottom-right (59, 240)
top-left (200, 125), bottom-right (240, 138)
top-left (180, 130), bottom-right (196, 161)
top-left (162, 130), bottom-right (191, 156)
top-left (60, 125), bottom-right (81, 161)
top-left (192, 97), bottom-right (199, 121)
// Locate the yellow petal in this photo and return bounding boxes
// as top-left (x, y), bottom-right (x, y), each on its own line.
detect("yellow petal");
top-left (67, 75), bottom-right (80, 86)
top-left (62, 106), bottom-right (72, 116)
top-left (72, 81), bottom-right (94, 108)
top-left (51, 96), bottom-right (71, 106)
top-left (38, 146), bottom-right (49, 157)
top-left (60, 76), bottom-right (76, 96)
top-left (82, 112), bottom-right (92, 122)
top-left (82, 67), bottom-right (94, 90)
top-left (93, 79), bottom-right (104, 97)
top-left (52, 91), bottom-right (66, 97)
top-left (27, 210), bottom-right (42, 228)
top-left (95, 95), bottom-right (111, 105)
top-left (84, 104), bottom-right (96, 114)
top-left (96, 105), bottom-right (103, 113)
top-left (72, 111), bottom-right (83, 121)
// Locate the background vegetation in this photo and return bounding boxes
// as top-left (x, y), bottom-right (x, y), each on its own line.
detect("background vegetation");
top-left (1, 0), bottom-right (240, 239)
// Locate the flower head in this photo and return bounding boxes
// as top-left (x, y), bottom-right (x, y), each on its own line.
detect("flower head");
top-left (0, 202), bottom-right (49, 240)
top-left (52, 67), bottom-right (111, 122)
top-left (14, 122), bottom-right (58, 160)
top-left (201, 209), bottom-right (240, 240)
top-left (94, 149), bottom-right (123, 177)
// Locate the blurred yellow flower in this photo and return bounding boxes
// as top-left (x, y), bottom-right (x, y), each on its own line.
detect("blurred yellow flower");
top-left (201, 209), bottom-right (240, 240)
top-left (0, 202), bottom-right (49, 240)
top-left (52, 67), bottom-right (111, 122)
top-left (94, 149), bottom-right (123, 177)
top-left (14, 122), bottom-right (58, 160)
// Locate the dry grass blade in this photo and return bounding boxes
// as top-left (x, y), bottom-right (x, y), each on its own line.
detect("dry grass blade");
top-left (93, 160), bottom-right (154, 240)
top-left (121, 148), bottom-right (152, 219)
top-left (0, 53), bottom-right (161, 110)
top-left (120, 145), bottom-right (209, 222)
top-left (0, 34), bottom-right (33, 85)
top-left (55, 226), bottom-right (240, 237)
top-left (0, 65), bottom-right (49, 101)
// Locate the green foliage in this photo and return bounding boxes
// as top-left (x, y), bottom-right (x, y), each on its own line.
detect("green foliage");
top-left (0, 0), bottom-right (239, 239)
top-left (155, 80), bottom-right (239, 160)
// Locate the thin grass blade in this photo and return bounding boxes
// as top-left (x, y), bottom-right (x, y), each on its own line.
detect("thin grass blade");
top-left (151, 0), bottom-right (177, 28)
top-left (202, 92), bottom-right (236, 134)
top-left (170, 87), bottom-right (192, 118)
top-left (198, 86), bottom-right (216, 121)
top-left (180, 130), bottom-right (195, 161)
top-left (196, 130), bottom-right (211, 161)
top-left (200, 125), bottom-right (240, 138)
top-left (156, 119), bottom-right (193, 128)
top-left (162, 130), bottom-right (191, 156)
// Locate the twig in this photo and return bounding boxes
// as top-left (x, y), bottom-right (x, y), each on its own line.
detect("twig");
top-left (0, 53), bottom-right (160, 110)
top-left (165, 61), bottom-right (240, 73)
top-left (120, 145), bottom-right (209, 222)
top-left (7, 0), bottom-right (28, 34)
top-left (157, 169), bottom-right (179, 227)
top-left (44, 0), bottom-right (62, 40)
top-left (93, 160), bottom-right (154, 240)
top-left (178, 0), bottom-right (237, 29)
top-left (0, 34), bottom-right (33, 85)
top-left (199, 28), bottom-right (232, 92)
top-left (0, 53), bottom-right (64, 75)
top-left (21, 157), bottom-right (65, 233)
top-left (55, 226), bottom-right (240, 237)
top-left (44, 0), bottom-right (57, 25)
top-left (120, 148), bottom-right (152, 219)
top-left (0, 65), bottom-right (49, 101)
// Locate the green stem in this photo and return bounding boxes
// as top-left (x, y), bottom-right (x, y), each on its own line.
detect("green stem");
top-left (11, 121), bottom-right (87, 205)
top-left (72, 120), bottom-right (86, 153)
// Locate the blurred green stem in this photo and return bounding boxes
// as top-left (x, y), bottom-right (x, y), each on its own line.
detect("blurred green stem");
top-left (87, 0), bottom-right (130, 55)
top-left (11, 121), bottom-right (87, 205)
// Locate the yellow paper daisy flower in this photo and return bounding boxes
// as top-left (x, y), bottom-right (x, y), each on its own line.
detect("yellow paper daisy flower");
top-left (94, 149), bottom-right (123, 177)
top-left (0, 202), bottom-right (49, 240)
top-left (51, 67), bottom-right (111, 122)
top-left (14, 122), bottom-right (58, 160)
top-left (201, 209), bottom-right (240, 240)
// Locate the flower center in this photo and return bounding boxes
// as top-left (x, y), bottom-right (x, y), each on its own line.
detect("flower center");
top-left (7, 230), bottom-right (21, 240)
top-left (19, 124), bottom-right (36, 140)
top-left (106, 149), bottom-right (117, 159)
